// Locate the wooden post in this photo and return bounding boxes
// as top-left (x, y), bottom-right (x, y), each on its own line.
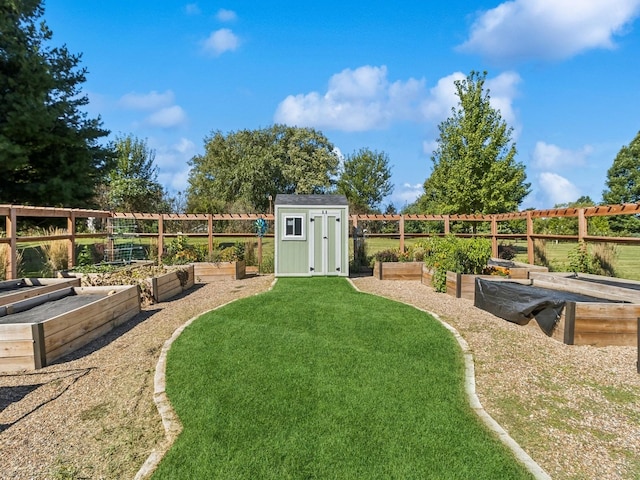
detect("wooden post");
top-left (7, 206), bottom-right (17, 280)
top-left (208, 214), bottom-right (213, 256)
top-left (491, 215), bottom-right (498, 258)
top-left (578, 208), bottom-right (587, 243)
top-left (67, 211), bottom-right (76, 269)
top-left (258, 236), bottom-right (263, 272)
top-left (527, 211), bottom-right (534, 265)
top-left (157, 215), bottom-right (164, 264)
top-left (444, 215), bottom-right (450, 234)
top-left (399, 215), bottom-right (405, 252)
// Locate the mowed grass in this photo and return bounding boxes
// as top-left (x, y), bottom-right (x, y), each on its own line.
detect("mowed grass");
top-left (153, 277), bottom-right (534, 479)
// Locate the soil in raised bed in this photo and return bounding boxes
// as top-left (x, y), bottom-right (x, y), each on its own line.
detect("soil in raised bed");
top-left (0, 294), bottom-right (105, 325)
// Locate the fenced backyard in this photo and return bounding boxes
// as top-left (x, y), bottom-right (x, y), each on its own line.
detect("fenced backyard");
top-left (1, 203), bottom-right (640, 280)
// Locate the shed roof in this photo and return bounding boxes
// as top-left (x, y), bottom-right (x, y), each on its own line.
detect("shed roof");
top-left (274, 194), bottom-right (349, 207)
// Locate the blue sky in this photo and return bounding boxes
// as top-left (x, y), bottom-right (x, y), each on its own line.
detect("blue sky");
top-left (44, 0), bottom-right (640, 211)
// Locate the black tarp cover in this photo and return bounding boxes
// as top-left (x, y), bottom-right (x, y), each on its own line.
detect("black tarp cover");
top-left (473, 279), bottom-right (623, 335)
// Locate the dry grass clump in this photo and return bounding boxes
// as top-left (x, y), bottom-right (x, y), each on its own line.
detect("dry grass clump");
top-left (40, 227), bottom-right (69, 275)
top-left (0, 243), bottom-right (23, 280)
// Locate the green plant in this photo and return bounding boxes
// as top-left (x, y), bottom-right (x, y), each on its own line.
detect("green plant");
top-left (76, 245), bottom-right (93, 267)
top-left (568, 241), bottom-right (617, 276)
top-left (373, 248), bottom-right (399, 263)
top-left (423, 236), bottom-right (492, 292)
top-left (259, 252), bottom-right (274, 274)
top-left (533, 239), bottom-right (549, 267)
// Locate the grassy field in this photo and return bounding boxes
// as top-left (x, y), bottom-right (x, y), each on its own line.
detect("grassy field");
top-left (153, 277), bottom-right (534, 479)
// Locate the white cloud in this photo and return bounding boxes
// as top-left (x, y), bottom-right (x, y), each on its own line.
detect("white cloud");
top-left (458, 0), bottom-right (640, 63)
top-left (538, 172), bottom-right (581, 205)
top-left (118, 90), bottom-right (175, 110)
top-left (153, 137), bottom-right (197, 193)
top-left (145, 105), bottom-right (187, 128)
top-left (422, 140), bottom-right (439, 156)
top-left (275, 66), bottom-right (521, 135)
top-left (203, 28), bottom-right (240, 56)
top-left (216, 8), bottom-right (237, 22)
top-left (392, 183), bottom-right (424, 206)
top-left (532, 141), bottom-right (593, 169)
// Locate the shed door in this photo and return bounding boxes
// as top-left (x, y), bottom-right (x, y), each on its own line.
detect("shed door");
top-left (309, 210), bottom-right (342, 276)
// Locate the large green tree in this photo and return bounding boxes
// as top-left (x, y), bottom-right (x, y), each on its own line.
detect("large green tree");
top-left (98, 135), bottom-right (170, 213)
top-left (0, 0), bottom-right (111, 207)
top-left (602, 130), bottom-right (640, 234)
top-left (418, 71), bottom-right (529, 215)
top-left (336, 148), bottom-right (393, 213)
top-left (187, 125), bottom-right (339, 213)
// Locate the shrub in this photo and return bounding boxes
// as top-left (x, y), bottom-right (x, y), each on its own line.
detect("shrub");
top-left (568, 241), bottom-right (617, 276)
top-left (423, 236), bottom-right (492, 292)
top-left (373, 248), bottom-right (399, 263)
top-left (497, 243), bottom-right (517, 260)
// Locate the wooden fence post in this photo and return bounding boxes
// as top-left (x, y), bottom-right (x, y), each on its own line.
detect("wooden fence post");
top-left (527, 211), bottom-right (534, 265)
top-left (444, 215), bottom-right (450, 234)
top-left (208, 214), bottom-right (213, 256)
top-left (67, 211), bottom-right (76, 269)
top-left (578, 208), bottom-right (587, 243)
top-left (158, 215), bottom-right (164, 264)
top-left (491, 215), bottom-right (498, 258)
top-left (399, 215), bottom-right (405, 253)
top-left (7, 206), bottom-right (17, 280)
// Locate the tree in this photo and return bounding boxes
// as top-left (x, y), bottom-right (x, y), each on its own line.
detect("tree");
top-left (187, 125), bottom-right (339, 213)
top-left (99, 135), bottom-right (170, 213)
top-left (418, 71), bottom-right (530, 216)
top-left (336, 148), bottom-right (393, 213)
top-left (602, 131), bottom-right (640, 234)
top-left (0, 0), bottom-right (112, 207)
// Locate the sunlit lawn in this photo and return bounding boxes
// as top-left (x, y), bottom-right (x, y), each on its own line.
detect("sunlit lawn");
top-left (153, 277), bottom-right (534, 479)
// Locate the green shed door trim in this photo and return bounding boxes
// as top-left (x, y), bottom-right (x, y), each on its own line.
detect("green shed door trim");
top-left (308, 209), bottom-right (342, 275)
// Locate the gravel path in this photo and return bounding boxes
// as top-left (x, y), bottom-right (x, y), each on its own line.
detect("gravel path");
top-left (0, 275), bottom-right (638, 479)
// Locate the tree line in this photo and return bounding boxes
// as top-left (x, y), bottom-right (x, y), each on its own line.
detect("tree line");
top-left (1, 1), bottom-right (638, 235)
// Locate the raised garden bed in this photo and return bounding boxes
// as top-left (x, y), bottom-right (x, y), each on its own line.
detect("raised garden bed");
top-left (373, 261), bottom-right (423, 280)
top-left (151, 264), bottom-right (195, 302)
top-left (0, 278), bottom-right (81, 306)
top-left (445, 272), bottom-right (512, 300)
top-left (0, 285), bottom-right (140, 372)
top-left (61, 264), bottom-right (195, 305)
top-left (192, 261), bottom-right (246, 282)
top-left (474, 278), bottom-right (639, 347)
top-left (528, 271), bottom-right (640, 303)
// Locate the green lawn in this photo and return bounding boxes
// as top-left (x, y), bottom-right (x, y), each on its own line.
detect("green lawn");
top-left (153, 277), bottom-right (534, 479)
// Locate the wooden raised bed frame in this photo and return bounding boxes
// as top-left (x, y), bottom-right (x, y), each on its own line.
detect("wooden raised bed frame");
top-left (192, 261), bottom-right (246, 282)
top-left (0, 285), bottom-right (140, 372)
top-left (151, 265), bottom-right (195, 302)
top-left (0, 278), bottom-right (81, 306)
top-left (373, 261), bottom-right (423, 280)
top-left (474, 276), bottom-right (640, 347)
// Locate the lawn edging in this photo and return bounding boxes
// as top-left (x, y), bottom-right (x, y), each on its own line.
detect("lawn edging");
top-left (134, 278), bottom-right (278, 480)
top-left (346, 278), bottom-right (552, 480)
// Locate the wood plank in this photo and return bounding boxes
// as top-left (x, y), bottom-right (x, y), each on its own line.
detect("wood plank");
top-left (574, 303), bottom-right (640, 320)
top-left (156, 285), bottom-right (183, 303)
top-left (572, 332), bottom-right (636, 347)
top-left (574, 318), bottom-right (636, 334)
top-left (0, 355), bottom-right (36, 372)
top-left (43, 296), bottom-right (140, 352)
top-left (0, 279), bottom-right (80, 307)
top-left (0, 323), bottom-right (35, 340)
top-left (0, 339), bottom-right (35, 357)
